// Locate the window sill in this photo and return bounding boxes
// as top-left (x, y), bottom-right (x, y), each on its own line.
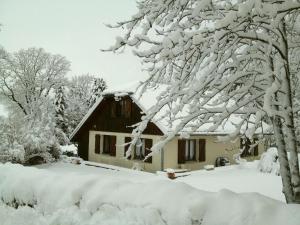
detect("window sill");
top-left (101, 153), bottom-right (116, 157)
top-left (133, 159), bottom-right (152, 164)
top-left (180, 161), bottom-right (205, 164)
top-left (241, 155), bottom-right (258, 158)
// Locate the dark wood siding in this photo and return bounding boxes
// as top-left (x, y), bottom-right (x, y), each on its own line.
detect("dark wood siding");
top-left (124, 98), bottom-right (132, 118)
top-left (71, 95), bottom-right (163, 160)
top-left (73, 96), bottom-right (162, 135)
top-left (199, 139), bottom-right (206, 162)
top-left (76, 132), bottom-right (89, 160)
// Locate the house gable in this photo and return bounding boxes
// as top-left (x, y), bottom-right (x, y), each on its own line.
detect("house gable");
top-left (71, 94), bottom-right (163, 159)
top-left (72, 95), bottom-right (163, 139)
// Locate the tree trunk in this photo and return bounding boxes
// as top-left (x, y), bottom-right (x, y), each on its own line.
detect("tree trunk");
top-left (280, 18), bottom-right (300, 203)
top-left (282, 72), bottom-right (300, 203)
top-left (272, 116), bottom-right (294, 203)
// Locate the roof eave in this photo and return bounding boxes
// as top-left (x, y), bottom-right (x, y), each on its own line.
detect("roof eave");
top-left (69, 96), bottom-right (104, 140)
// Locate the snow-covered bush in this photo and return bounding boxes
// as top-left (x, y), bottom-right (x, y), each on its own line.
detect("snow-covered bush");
top-left (132, 162), bottom-right (143, 171)
top-left (258, 147), bottom-right (280, 176)
top-left (60, 144), bottom-right (78, 156)
top-left (61, 155), bottom-right (82, 164)
top-left (54, 127), bottom-right (70, 146)
top-left (0, 110), bottom-right (61, 165)
top-left (0, 143), bottom-right (25, 164)
top-left (233, 153), bottom-right (247, 165)
top-left (0, 117), bottom-right (25, 163)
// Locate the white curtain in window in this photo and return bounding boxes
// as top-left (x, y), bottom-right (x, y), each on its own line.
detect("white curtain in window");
top-left (185, 141), bottom-right (189, 159)
top-left (141, 139), bottom-right (146, 157)
top-left (189, 141), bottom-right (195, 160)
top-left (136, 138), bottom-right (142, 157)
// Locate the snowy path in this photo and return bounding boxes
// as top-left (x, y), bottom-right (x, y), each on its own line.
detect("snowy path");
top-left (37, 161), bottom-right (157, 182)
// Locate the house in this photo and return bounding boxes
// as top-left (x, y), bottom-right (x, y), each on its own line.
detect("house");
top-left (70, 84), bottom-right (266, 172)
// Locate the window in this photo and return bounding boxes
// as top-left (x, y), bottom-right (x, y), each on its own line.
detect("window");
top-left (134, 138), bottom-right (146, 160)
top-left (103, 135), bottom-right (116, 156)
top-left (185, 139), bottom-right (196, 161)
top-left (124, 137), bottom-right (152, 163)
top-left (124, 137), bottom-right (131, 158)
top-left (240, 138), bottom-right (258, 157)
top-left (178, 139), bottom-right (206, 164)
top-left (95, 134), bottom-right (101, 154)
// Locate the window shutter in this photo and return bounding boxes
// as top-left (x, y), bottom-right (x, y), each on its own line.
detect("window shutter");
top-left (254, 145), bottom-right (259, 156)
top-left (124, 137), bottom-right (131, 158)
top-left (254, 138), bottom-right (258, 156)
top-left (199, 139), bottom-right (206, 162)
top-left (191, 139), bottom-right (196, 160)
top-left (178, 139), bottom-right (186, 164)
top-left (240, 138), bottom-right (246, 157)
top-left (95, 135), bottom-right (101, 154)
top-left (110, 136), bottom-right (116, 156)
top-left (144, 139), bottom-right (153, 163)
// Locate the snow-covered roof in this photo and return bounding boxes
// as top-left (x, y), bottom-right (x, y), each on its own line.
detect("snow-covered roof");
top-left (70, 81), bottom-right (271, 140)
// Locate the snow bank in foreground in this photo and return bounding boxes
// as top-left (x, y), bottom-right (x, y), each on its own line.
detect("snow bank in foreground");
top-left (0, 163), bottom-right (299, 225)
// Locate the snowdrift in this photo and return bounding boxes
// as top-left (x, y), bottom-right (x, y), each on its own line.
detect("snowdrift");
top-left (0, 163), bottom-right (299, 225)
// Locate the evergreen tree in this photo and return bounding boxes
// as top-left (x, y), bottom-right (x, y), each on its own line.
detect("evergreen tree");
top-left (88, 78), bottom-right (107, 107)
top-left (54, 86), bottom-right (67, 133)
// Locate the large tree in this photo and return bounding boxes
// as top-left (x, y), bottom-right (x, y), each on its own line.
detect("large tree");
top-left (0, 47), bottom-right (70, 115)
top-left (65, 74), bottom-right (107, 134)
top-left (0, 47), bottom-right (70, 164)
top-left (107, 0), bottom-right (300, 203)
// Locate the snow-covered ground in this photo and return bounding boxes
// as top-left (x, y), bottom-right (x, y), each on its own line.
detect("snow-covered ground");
top-left (0, 161), bottom-right (299, 225)
top-left (177, 161), bottom-right (284, 201)
top-left (39, 159), bottom-right (284, 201)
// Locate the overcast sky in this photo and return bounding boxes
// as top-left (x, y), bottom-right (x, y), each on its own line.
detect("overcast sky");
top-left (0, 0), bottom-right (148, 88)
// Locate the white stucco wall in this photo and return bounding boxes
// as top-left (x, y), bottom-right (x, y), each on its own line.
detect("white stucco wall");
top-left (88, 131), bottom-right (162, 172)
top-left (88, 131), bottom-right (266, 172)
top-left (163, 135), bottom-right (265, 171)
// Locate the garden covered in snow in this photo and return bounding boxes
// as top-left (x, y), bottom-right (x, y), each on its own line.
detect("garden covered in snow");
top-left (0, 160), bottom-right (299, 225)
